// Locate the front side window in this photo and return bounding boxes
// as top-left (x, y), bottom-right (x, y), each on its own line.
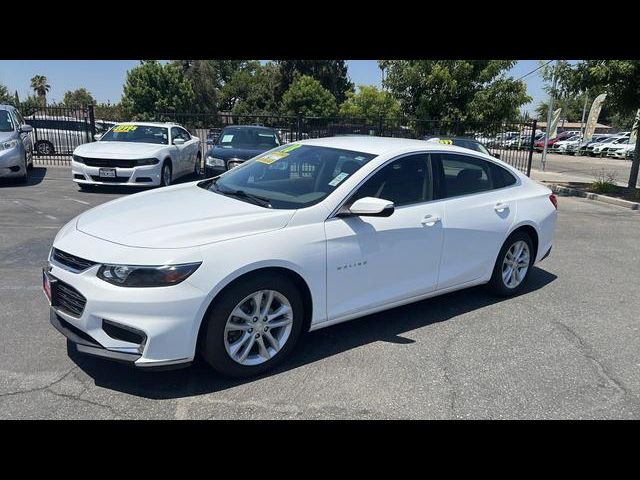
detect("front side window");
top-left (351, 154), bottom-right (433, 207)
top-left (199, 144), bottom-right (376, 209)
top-left (437, 153), bottom-right (515, 198)
top-left (101, 125), bottom-right (168, 145)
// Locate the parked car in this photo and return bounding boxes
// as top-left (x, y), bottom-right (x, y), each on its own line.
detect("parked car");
top-left (423, 136), bottom-right (499, 158)
top-left (24, 114), bottom-right (95, 155)
top-left (533, 131), bottom-right (580, 152)
top-left (568, 135), bottom-right (612, 156)
top-left (204, 125), bottom-right (282, 177)
top-left (71, 122), bottom-right (200, 190)
top-left (590, 136), bottom-right (630, 157)
top-left (607, 143), bottom-right (635, 159)
top-left (551, 135), bottom-right (582, 154)
top-left (0, 105), bottom-right (34, 183)
top-left (45, 136), bottom-right (558, 377)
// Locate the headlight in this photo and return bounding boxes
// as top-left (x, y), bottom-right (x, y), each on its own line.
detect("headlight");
top-left (1, 139), bottom-right (19, 151)
top-left (136, 158), bottom-right (160, 166)
top-left (97, 262), bottom-right (202, 287)
top-left (206, 156), bottom-right (225, 167)
top-left (72, 154), bottom-right (84, 163)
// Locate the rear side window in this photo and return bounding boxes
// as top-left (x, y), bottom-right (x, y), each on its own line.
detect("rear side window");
top-left (436, 153), bottom-right (515, 198)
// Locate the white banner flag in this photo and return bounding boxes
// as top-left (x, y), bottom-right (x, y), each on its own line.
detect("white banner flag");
top-left (548, 108), bottom-right (562, 140)
top-left (583, 94), bottom-right (607, 142)
top-left (630, 108), bottom-right (640, 145)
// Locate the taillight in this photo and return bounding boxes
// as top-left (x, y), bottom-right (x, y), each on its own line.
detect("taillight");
top-left (549, 194), bottom-right (558, 209)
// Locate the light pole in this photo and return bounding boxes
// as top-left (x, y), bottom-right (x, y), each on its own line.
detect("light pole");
top-left (541, 61), bottom-right (558, 172)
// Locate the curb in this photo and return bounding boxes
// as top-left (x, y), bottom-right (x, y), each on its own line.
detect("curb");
top-left (548, 183), bottom-right (639, 211)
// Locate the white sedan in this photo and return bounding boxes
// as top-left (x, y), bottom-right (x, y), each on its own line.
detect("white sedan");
top-left (45, 137), bottom-right (557, 377)
top-left (71, 122), bottom-right (201, 189)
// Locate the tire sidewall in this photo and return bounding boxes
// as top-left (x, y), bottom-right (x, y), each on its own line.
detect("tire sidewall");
top-left (202, 273), bottom-right (304, 377)
top-left (161, 161), bottom-right (172, 186)
top-left (489, 231), bottom-right (534, 296)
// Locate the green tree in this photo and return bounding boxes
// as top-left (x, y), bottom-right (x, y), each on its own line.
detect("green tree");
top-left (20, 95), bottom-right (42, 113)
top-left (219, 61), bottom-right (282, 116)
top-left (379, 60), bottom-right (530, 124)
top-left (121, 61), bottom-right (194, 120)
top-left (535, 95), bottom-right (588, 124)
top-left (94, 102), bottom-right (127, 121)
top-left (555, 60), bottom-right (640, 187)
top-left (339, 85), bottom-right (401, 123)
top-left (281, 75), bottom-right (338, 117)
top-left (63, 88), bottom-right (96, 108)
top-left (30, 75), bottom-right (51, 106)
top-left (0, 84), bottom-right (11, 104)
top-left (276, 60), bottom-right (354, 104)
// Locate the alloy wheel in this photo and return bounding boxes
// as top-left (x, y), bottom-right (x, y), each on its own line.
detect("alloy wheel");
top-left (502, 240), bottom-right (530, 288)
top-left (223, 290), bottom-right (293, 366)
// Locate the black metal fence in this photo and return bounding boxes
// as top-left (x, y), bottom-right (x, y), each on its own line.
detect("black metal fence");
top-left (27, 106), bottom-right (536, 175)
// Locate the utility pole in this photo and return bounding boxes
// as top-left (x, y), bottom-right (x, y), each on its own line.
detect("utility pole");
top-left (541, 62), bottom-right (558, 172)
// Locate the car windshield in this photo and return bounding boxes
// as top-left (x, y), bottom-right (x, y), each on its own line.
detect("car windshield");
top-left (100, 124), bottom-right (168, 145)
top-left (198, 144), bottom-right (377, 209)
top-left (217, 127), bottom-right (280, 149)
top-left (0, 110), bottom-right (15, 132)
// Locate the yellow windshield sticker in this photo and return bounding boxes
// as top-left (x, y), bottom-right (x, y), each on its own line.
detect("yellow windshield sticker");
top-left (439, 139), bottom-right (453, 145)
top-left (281, 143), bottom-right (303, 153)
top-left (256, 151), bottom-right (289, 165)
top-left (113, 124), bottom-right (138, 133)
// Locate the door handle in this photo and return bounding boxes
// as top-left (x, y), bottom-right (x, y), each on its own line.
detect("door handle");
top-left (421, 214), bottom-right (441, 226)
top-left (494, 202), bottom-right (510, 212)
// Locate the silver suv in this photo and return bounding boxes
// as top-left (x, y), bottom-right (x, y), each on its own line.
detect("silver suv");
top-left (0, 105), bottom-right (34, 183)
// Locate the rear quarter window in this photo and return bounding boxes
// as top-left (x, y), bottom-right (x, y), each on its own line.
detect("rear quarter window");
top-left (490, 163), bottom-right (517, 188)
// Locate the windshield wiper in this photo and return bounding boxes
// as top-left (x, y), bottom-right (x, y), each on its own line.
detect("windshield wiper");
top-left (214, 183), bottom-right (272, 208)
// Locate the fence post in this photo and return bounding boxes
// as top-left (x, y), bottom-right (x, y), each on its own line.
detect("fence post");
top-left (526, 120), bottom-right (537, 177)
top-left (296, 111), bottom-right (302, 141)
top-left (88, 104), bottom-right (96, 143)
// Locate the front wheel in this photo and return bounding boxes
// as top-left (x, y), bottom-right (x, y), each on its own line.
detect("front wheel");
top-left (201, 273), bottom-right (304, 377)
top-left (160, 161), bottom-right (172, 187)
top-left (487, 231), bottom-right (534, 296)
top-left (19, 155), bottom-right (30, 184)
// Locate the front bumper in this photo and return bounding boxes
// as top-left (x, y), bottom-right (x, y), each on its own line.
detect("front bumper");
top-left (0, 147), bottom-right (24, 178)
top-left (204, 165), bottom-right (227, 177)
top-left (71, 160), bottom-right (162, 186)
top-left (46, 253), bottom-right (208, 369)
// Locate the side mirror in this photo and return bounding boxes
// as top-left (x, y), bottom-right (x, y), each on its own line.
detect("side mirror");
top-left (173, 138), bottom-right (186, 146)
top-left (93, 133), bottom-right (103, 141)
top-left (20, 124), bottom-right (33, 133)
top-left (340, 197), bottom-right (395, 217)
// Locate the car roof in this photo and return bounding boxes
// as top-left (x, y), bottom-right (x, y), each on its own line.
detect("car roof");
top-left (222, 125), bottom-right (278, 131)
top-left (295, 135), bottom-right (489, 156)
top-left (0, 104), bottom-right (16, 111)
top-left (114, 121), bottom-right (178, 127)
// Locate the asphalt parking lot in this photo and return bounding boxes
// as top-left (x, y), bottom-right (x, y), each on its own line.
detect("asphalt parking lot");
top-left (1, 166), bottom-right (640, 419)
top-left (532, 152), bottom-right (636, 186)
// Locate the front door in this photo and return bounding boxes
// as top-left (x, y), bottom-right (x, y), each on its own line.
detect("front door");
top-left (325, 153), bottom-right (445, 322)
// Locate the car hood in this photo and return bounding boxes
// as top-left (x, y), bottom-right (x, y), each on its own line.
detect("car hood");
top-left (74, 141), bottom-right (165, 158)
top-left (75, 182), bottom-right (296, 249)
top-left (206, 146), bottom-right (269, 161)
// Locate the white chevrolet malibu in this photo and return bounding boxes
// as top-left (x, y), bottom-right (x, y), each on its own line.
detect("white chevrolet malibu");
top-left (45, 137), bottom-right (557, 377)
top-left (71, 122), bottom-right (201, 189)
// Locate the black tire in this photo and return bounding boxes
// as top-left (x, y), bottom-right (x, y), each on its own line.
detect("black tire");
top-left (160, 161), bottom-right (172, 187)
top-left (487, 231), bottom-right (534, 297)
top-left (194, 154), bottom-right (201, 176)
top-left (19, 155), bottom-right (29, 184)
top-left (201, 272), bottom-right (305, 377)
top-left (35, 141), bottom-right (54, 156)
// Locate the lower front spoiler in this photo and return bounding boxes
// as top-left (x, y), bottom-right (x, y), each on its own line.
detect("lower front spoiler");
top-left (50, 310), bottom-right (191, 371)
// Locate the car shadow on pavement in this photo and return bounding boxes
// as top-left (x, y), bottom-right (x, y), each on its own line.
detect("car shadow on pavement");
top-left (0, 166), bottom-right (47, 187)
top-left (69, 267), bottom-right (557, 400)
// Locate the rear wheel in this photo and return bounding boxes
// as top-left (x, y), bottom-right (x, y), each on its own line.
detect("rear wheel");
top-left (201, 273), bottom-right (304, 377)
top-left (487, 231), bottom-right (534, 296)
top-left (35, 140), bottom-right (54, 156)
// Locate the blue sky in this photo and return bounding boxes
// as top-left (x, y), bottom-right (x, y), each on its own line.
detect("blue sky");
top-left (0, 60), bottom-right (548, 113)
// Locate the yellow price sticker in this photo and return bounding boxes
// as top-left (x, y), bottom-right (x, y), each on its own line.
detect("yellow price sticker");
top-left (281, 143), bottom-right (303, 153)
top-left (256, 151), bottom-right (289, 165)
top-left (439, 139), bottom-right (453, 145)
top-left (112, 124), bottom-right (138, 133)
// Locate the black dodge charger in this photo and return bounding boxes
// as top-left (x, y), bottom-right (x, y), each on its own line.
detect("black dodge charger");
top-left (204, 125), bottom-right (282, 177)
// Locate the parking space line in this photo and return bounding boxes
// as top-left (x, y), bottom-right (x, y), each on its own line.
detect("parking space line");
top-left (64, 197), bottom-right (91, 205)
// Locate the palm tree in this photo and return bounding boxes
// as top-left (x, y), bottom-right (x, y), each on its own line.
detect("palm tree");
top-left (30, 75), bottom-right (51, 106)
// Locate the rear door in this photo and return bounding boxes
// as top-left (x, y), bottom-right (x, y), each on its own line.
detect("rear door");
top-left (434, 152), bottom-right (518, 290)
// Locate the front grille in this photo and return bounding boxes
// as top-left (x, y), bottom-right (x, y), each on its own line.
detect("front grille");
top-left (56, 280), bottom-right (87, 317)
top-left (52, 248), bottom-right (96, 272)
top-left (90, 175), bottom-right (130, 183)
top-left (83, 157), bottom-right (139, 168)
